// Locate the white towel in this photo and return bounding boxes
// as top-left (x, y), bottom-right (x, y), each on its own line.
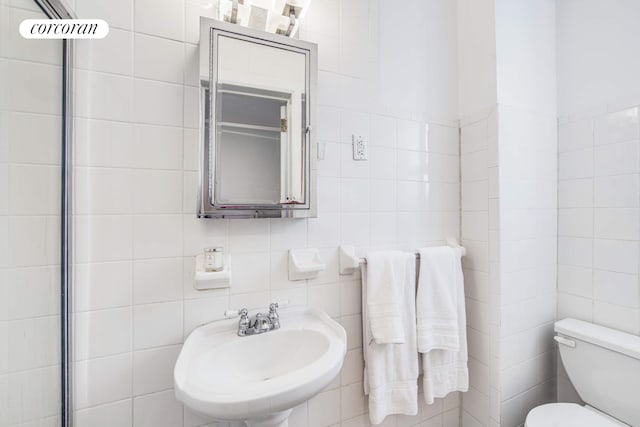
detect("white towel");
top-left (366, 251), bottom-right (405, 344)
top-left (362, 251), bottom-right (419, 425)
top-left (417, 246), bottom-right (468, 404)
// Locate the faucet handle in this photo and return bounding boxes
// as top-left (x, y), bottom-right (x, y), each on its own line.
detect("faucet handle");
top-left (237, 308), bottom-right (251, 336)
top-left (268, 303), bottom-right (281, 329)
top-left (224, 307), bottom-right (249, 318)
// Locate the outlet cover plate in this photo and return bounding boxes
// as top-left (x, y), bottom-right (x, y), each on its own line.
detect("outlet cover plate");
top-left (352, 135), bottom-right (367, 160)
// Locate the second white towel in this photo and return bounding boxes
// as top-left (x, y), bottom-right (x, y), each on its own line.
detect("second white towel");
top-left (417, 246), bottom-right (468, 404)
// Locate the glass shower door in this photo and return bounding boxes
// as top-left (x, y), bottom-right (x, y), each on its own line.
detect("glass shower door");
top-left (0, 0), bottom-right (69, 425)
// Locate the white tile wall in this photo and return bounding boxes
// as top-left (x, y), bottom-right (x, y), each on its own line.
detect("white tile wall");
top-left (71, 0), bottom-right (461, 426)
top-left (492, 2), bottom-right (558, 424)
top-left (1, 2), bottom-right (64, 426)
top-left (556, 105), bottom-right (640, 406)
top-left (459, 6), bottom-right (558, 427)
top-left (76, 400), bottom-right (133, 427)
top-left (494, 101), bottom-right (558, 427)
top-left (460, 109), bottom-right (500, 427)
top-left (557, 107), bottom-right (640, 336)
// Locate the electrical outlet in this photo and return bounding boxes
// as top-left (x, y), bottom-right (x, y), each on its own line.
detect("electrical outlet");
top-left (352, 135), bottom-right (367, 160)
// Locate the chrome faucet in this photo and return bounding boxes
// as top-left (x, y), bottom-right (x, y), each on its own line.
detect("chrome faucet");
top-left (236, 303), bottom-right (282, 336)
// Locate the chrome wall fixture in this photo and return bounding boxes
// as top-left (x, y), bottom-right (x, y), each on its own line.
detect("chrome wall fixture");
top-left (218, 0), bottom-right (313, 37)
top-left (33, 1), bottom-right (75, 426)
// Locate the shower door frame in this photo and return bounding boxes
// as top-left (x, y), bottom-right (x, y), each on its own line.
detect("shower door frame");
top-left (31, 0), bottom-right (74, 426)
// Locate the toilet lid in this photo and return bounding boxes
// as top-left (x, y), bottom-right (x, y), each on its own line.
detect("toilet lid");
top-left (526, 403), bottom-right (626, 427)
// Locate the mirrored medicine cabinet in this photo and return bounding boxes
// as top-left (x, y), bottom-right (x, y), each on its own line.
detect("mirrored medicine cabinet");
top-left (198, 17), bottom-right (318, 218)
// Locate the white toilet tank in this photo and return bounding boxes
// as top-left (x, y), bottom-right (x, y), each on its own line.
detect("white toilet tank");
top-left (555, 318), bottom-right (640, 426)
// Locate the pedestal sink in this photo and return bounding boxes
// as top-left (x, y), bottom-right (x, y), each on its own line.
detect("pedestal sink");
top-left (174, 306), bottom-right (347, 427)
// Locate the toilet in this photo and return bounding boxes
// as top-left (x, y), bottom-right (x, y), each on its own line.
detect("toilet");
top-left (525, 318), bottom-right (640, 427)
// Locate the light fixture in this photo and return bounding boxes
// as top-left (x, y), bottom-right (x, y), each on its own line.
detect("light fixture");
top-left (218, 0), bottom-right (312, 37)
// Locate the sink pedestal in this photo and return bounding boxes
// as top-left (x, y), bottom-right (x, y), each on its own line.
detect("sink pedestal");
top-left (245, 409), bottom-right (292, 427)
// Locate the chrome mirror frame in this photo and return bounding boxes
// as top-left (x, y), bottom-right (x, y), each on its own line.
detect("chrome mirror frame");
top-left (198, 17), bottom-right (318, 219)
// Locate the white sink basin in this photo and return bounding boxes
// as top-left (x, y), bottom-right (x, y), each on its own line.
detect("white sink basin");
top-left (174, 306), bottom-right (347, 427)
